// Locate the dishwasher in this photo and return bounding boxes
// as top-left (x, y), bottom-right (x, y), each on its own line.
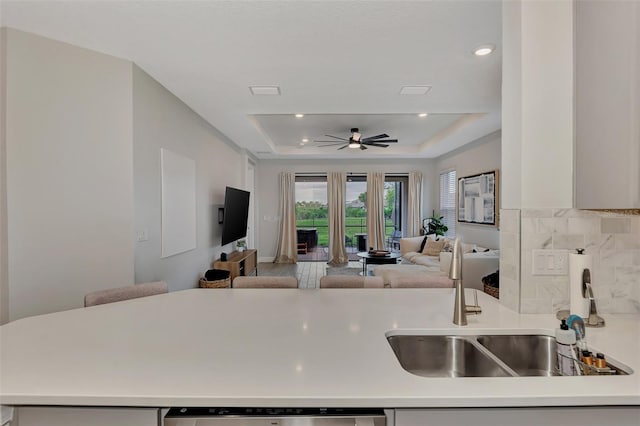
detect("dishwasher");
top-left (164, 407), bottom-right (387, 426)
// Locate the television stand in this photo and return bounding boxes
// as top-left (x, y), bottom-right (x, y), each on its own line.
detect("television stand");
top-left (213, 249), bottom-right (257, 284)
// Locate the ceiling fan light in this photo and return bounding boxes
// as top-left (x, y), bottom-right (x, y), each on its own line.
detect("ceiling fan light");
top-left (348, 142), bottom-right (360, 149)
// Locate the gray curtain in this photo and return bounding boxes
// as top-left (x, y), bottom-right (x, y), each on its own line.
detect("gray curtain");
top-left (274, 172), bottom-right (297, 263)
top-left (407, 171), bottom-right (423, 237)
top-left (327, 172), bottom-right (349, 266)
top-left (366, 172), bottom-right (386, 250)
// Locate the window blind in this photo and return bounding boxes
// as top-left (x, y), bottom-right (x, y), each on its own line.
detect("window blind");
top-left (439, 170), bottom-right (456, 237)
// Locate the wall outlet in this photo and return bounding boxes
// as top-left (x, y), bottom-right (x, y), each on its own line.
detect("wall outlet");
top-left (532, 249), bottom-right (569, 275)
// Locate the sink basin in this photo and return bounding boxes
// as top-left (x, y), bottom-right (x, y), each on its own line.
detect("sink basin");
top-left (387, 335), bottom-right (512, 377)
top-left (477, 335), bottom-right (558, 376)
top-left (387, 333), bottom-right (632, 378)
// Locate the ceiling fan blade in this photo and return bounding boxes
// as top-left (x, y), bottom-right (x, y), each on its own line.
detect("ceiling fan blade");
top-left (314, 142), bottom-right (348, 146)
top-left (361, 133), bottom-right (389, 142)
top-left (324, 134), bottom-right (350, 141)
top-left (359, 144), bottom-right (368, 150)
top-left (367, 143), bottom-right (389, 148)
top-left (364, 139), bottom-right (398, 144)
top-left (337, 145), bottom-right (349, 150)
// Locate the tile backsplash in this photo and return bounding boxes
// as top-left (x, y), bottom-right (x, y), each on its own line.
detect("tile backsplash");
top-left (499, 209), bottom-right (521, 312)
top-left (518, 209), bottom-right (640, 314)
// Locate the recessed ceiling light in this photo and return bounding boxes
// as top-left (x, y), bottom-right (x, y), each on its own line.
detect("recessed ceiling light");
top-left (249, 86), bottom-right (281, 96)
top-left (299, 142), bottom-right (305, 146)
top-left (418, 113), bottom-right (428, 118)
top-left (399, 86), bottom-right (432, 95)
top-left (473, 44), bottom-right (495, 56)
top-left (295, 113), bottom-right (304, 118)
top-left (302, 138), bottom-right (309, 143)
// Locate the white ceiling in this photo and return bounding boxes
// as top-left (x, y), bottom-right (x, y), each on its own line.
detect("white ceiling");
top-left (0, 0), bottom-right (503, 160)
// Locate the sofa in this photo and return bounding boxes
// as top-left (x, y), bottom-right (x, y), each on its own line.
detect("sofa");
top-left (373, 236), bottom-right (499, 290)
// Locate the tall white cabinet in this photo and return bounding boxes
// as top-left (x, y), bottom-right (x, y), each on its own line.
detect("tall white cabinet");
top-left (575, 0), bottom-right (640, 209)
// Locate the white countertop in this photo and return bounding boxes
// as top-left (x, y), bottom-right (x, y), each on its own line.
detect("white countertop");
top-left (1, 288), bottom-right (638, 407)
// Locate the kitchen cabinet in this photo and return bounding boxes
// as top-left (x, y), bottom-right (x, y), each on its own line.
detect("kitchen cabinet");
top-left (575, 0), bottom-right (640, 208)
top-left (14, 407), bottom-right (160, 426)
top-left (394, 407), bottom-right (640, 426)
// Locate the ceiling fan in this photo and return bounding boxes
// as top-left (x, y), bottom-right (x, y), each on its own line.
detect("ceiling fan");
top-left (313, 128), bottom-right (398, 150)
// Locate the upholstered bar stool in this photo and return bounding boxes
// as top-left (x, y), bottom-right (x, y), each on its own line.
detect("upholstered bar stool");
top-left (319, 275), bottom-right (384, 288)
top-left (84, 281), bottom-right (168, 307)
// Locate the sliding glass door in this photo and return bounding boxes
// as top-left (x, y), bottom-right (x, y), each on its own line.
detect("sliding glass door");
top-left (294, 174), bottom-right (409, 261)
top-left (345, 176), bottom-right (367, 255)
top-left (295, 176), bottom-right (328, 261)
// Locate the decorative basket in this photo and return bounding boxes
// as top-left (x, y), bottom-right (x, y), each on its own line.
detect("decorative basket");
top-left (199, 277), bottom-right (230, 288)
top-left (199, 269), bottom-right (231, 288)
top-left (484, 283), bottom-right (499, 299)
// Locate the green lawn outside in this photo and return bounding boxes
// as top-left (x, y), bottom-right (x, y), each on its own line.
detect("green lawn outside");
top-left (296, 218), bottom-right (395, 247)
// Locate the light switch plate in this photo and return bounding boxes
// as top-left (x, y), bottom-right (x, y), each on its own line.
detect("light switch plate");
top-left (136, 229), bottom-right (149, 242)
top-left (532, 249), bottom-right (569, 275)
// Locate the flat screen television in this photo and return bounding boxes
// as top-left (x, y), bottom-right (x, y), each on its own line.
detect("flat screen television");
top-left (221, 186), bottom-right (250, 246)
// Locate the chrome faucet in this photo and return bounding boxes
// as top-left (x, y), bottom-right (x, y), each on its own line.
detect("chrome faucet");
top-left (583, 269), bottom-right (605, 327)
top-left (449, 238), bottom-right (481, 325)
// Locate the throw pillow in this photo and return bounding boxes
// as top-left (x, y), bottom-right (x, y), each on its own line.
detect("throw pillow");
top-left (461, 242), bottom-right (475, 253)
top-left (423, 239), bottom-right (446, 256)
top-left (473, 245), bottom-right (491, 253)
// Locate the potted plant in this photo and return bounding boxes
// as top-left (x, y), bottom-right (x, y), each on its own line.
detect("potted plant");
top-left (423, 210), bottom-right (448, 236)
top-left (236, 239), bottom-right (247, 252)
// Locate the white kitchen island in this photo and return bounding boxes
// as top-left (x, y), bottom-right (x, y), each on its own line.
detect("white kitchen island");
top-left (1, 288), bottom-right (638, 425)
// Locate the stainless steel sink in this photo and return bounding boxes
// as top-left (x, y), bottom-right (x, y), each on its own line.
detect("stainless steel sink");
top-left (386, 335), bottom-right (513, 377)
top-left (476, 334), bottom-right (558, 376)
top-left (387, 334), bottom-right (632, 378)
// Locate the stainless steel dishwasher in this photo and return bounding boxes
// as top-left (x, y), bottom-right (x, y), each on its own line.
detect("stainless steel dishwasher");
top-left (164, 407), bottom-right (386, 426)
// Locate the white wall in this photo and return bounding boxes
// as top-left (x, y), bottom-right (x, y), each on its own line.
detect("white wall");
top-left (132, 65), bottom-right (243, 291)
top-left (255, 158), bottom-right (436, 260)
top-left (434, 131), bottom-right (501, 248)
top-left (3, 29), bottom-right (134, 321)
top-left (0, 29), bottom-right (8, 324)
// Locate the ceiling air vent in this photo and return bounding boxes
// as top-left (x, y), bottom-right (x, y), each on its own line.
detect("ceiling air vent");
top-left (249, 86), bottom-right (281, 96)
top-left (399, 85), bottom-right (432, 95)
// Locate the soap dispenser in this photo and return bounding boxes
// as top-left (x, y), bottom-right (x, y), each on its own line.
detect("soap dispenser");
top-left (556, 319), bottom-right (582, 376)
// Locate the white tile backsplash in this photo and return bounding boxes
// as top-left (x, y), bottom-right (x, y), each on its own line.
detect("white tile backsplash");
top-left (522, 233), bottom-right (552, 250)
top-left (601, 218), bottom-right (632, 233)
top-left (499, 209), bottom-right (521, 313)
top-left (538, 217), bottom-right (568, 234)
top-left (515, 209), bottom-right (639, 315)
top-left (584, 233), bottom-right (615, 252)
top-left (521, 209), bottom-right (553, 218)
top-left (615, 234), bottom-right (640, 249)
top-left (568, 217), bottom-right (600, 234)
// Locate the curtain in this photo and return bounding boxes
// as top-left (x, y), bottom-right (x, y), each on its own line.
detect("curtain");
top-left (274, 172), bottom-right (297, 263)
top-left (407, 171), bottom-right (423, 237)
top-left (327, 172), bottom-right (349, 266)
top-left (366, 172), bottom-right (386, 250)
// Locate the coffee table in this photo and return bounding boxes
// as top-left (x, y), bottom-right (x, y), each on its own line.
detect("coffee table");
top-left (357, 251), bottom-right (401, 275)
